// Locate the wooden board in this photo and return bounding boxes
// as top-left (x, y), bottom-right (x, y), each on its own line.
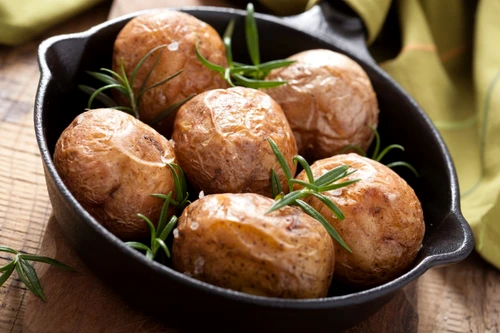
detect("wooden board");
top-left (0, 0), bottom-right (497, 332)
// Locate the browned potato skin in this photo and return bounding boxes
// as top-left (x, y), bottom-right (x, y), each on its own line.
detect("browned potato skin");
top-left (172, 87), bottom-right (298, 197)
top-left (113, 10), bottom-right (228, 137)
top-left (54, 109), bottom-right (177, 240)
top-left (172, 193), bottom-right (335, 298)
top-left (295, 154), bottom-right (424, 287)
top-left (266, 49), bottom-right (379, 161)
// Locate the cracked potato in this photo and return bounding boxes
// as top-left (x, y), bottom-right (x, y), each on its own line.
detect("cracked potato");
top-left (54, 108), bottom-right (177, 240)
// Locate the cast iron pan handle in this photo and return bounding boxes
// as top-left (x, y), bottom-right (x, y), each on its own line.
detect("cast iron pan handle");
top-left (281, 0), bottom-right (375, 65)
top-left (424, 210), bottom-right (474, 268)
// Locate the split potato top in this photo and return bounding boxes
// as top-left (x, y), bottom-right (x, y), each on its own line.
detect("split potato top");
top-left (296, 154), bottom-right (424, 287)
top-left (54, 108), bottom-right (177, 240)
top-left (113, 10), bottom-right (228, 136)
top-left (266, 49), bottom-right (379, 161)
top-left (172, 193), bottom-right (335, 298)
top-left (172, 87), bottom-right (298, 197)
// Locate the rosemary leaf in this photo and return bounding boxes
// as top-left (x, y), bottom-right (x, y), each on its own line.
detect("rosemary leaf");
top-left (15, 262), bottom-right (40, 299)
top-left (386, 161), bottom-right (419, 177)
top-left (245, 3), bottom-right (260, 66)
top-left (138, 50), bottom-right (164, 106)
top-left (139, 69), bottom-right (183, 97)
top-left (86, 71), bottom-right (119, 86)
top-left (138, 213), bottom-right (156, 246)
top-left (0, 261), bottom-right (16, 285)
top-left (229, 65), bottom-right (258, 75)
top-left (100, 68), bottom-right (127, 86)
top-left (156, 192), bottom-right (172, 235)
top-left (266, 190), bottom-right (310, 214)
top-left (130, 44), bottom-right (169, 88)
top-left (312, 192), bottom-right (344, 220)
top-left (195, 41), bottom-right (225, 73)
top-left (154, 238), bottom-right (171, 258)
top-left (370, 125), bottom-right (381, 159)
top-left (317, 179), bottom-right (361, 192)
top-left (87, 84), bottom-right (125, 109)
top-left (78, 85), bottom-right (118, 109)
top-left (125, 242), bottom-right (152, 253)
top-left (167, 164), bottom-right (183, 205)
top-left (267, 138), bottom-right (293, 191)
top-left (20, 260), bottom-right (46, 301)
top-left (0, 246), bottom-right (18, 254)
top-left (223, 19), bottom-right (235, 67)
top-left (314, 165), bottom-right (350, 187)
top-left (0, 260), bottom-right (16, 274)
top-left (169, 163), bottom-right (188, 198)
top-left (270, 169), bottom-right (282, 198)
top-left (224, 68), bottom-right (235, 87)
top-left (289, 179), bottom-right (319, 191)
top-left (295, 200), bottom-right (352, 253)
top-left (160, 216), bottom-right (178, 241)
top-left (257, 59), bottom-right (296, 72)
top-left (18, 255), bottom-right (74, 271)
top-left (376, 144), bottom-right (405, 162)
top-left (293, 155), bottom-right (314, 184)
top-left (232, 74), bottom-right (287, 88)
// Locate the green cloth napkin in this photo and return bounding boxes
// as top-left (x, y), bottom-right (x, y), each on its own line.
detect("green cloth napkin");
top-left (0, 0), bottom-right (103, 45)
top-left (344, 0), bottom-right (500, 269)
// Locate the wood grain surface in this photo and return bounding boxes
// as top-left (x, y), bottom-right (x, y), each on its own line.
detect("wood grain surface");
top-left (0, 0), bottom-right (498, 332)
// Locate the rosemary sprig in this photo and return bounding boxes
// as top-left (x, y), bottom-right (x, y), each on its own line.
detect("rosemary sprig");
top-left (196, 3), bottom-right (295, 88)
top-left (267, 138), bottom-right (359, 253)
top-left (342, 126), bottom-right (419, 177)
top-left (126, 193), bottom-right (179, 260)
top-left (0, 246), bottom-right (73, 300)
top-left (78, 44), bottom-right (195, 123)
top-left (125, 163), bottom-right (189, 260)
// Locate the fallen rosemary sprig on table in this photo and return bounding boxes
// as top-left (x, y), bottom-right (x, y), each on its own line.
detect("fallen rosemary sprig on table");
top-left (126, 163), bottom-right (189, 261)
top-left (79, 45), bottom-right (194, 124)
top-left (342, 126), bottom-right (419, 177)
top-left (196, 3), bottom-right (295, 88)
top-left (0, 246), bottom-right (73, 300)
top-left (267, 138), bottom-right (359, 253)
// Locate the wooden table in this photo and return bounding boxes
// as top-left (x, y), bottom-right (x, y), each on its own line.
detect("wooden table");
top-left (0, 1), bottom-right (499, 332)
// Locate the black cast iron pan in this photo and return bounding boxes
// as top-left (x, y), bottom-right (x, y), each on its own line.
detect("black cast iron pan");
top-left (35, 1), bottom-right (474, 332)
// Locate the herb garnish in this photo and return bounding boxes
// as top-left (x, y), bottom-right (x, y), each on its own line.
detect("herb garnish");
top-left (342, 126), bottom-right (419, 177)
top-left (125, 163), bottom-right (189, 261)
top-left (267, 138), bottom-right (359, 253)
top-left (0, 246), bottom-right (73, 300)
top-left (196, 3), bottom-right (295, 88)
top-left (79, 45), bottom-right (194, 123)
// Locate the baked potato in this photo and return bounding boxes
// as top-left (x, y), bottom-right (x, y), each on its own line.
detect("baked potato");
top-left (172, 193), bottom-right (335, 298)
top-left (172, 86), bottom-right (298, 197)
top-left (295, 154), bottom-right (424, 287)
top-left (113, 10), bottom-right (228, 137)
top-left (54, 108), bottom-right (177, 240)
top-left (265, 49), bottom-right (379, 161)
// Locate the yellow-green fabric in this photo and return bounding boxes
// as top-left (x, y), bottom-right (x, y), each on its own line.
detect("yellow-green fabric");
top-left (346, 0), bottom-right (500, 269)
top-left (0, 0), bottom-right (103, 45)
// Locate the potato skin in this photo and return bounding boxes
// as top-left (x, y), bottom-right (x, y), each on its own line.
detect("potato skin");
top-left (172, 193), bottom-right (335, 298)
top-left (172, 87), bottom-right (298, 197)
top-left (295, 154), bottom-right (424, 287)
top-left (266, 49), bottom-right (379, 161)
top-left (54, 109), bottom-right (177, 240)
top-left (113, 10), bottom-right (228, 137)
